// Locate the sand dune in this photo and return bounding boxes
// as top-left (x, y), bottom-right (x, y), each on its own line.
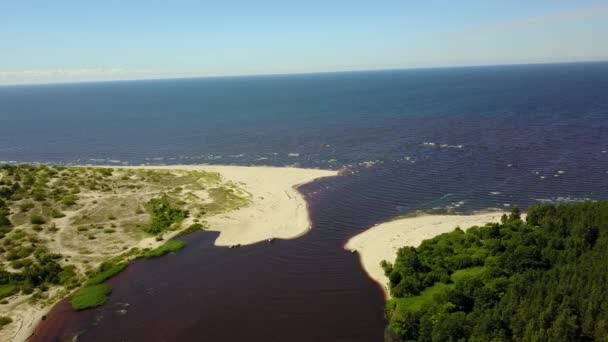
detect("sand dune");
top-left (113, 165), bottom-right (338, 246)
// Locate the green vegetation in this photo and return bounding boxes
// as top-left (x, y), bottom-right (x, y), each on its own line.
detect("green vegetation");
top-left (85, 261), bottom-right (129, 286)
top-left (0, 163), bottom-right (247, 317)
top-left (70, 284), bottom-right (112, 310)
top-left (178, 222), bottom-right (206, 236)
top-left (0, 316), bottom-right (12, 329)
top-left (142, 240), bottom-right (186, 258)
top-left (0, 284), bottom-right (18, 300)
top-left (29, 214), bottom-right (45, 225)
top-left (383, 203), bottom-right (608, 342)
top-left (144, 195), bottom-right (186, 234)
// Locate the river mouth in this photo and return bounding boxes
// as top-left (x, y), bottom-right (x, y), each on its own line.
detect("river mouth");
top-left (31, 173), bottom-right (389, 342)
top-left (30, 138), bottom-right (608, 341)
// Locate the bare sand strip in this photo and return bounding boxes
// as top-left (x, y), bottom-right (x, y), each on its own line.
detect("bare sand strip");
top-left (345, 212), bottom-right (508, 299)
top-left (124, 165), bottom-right (338, 246)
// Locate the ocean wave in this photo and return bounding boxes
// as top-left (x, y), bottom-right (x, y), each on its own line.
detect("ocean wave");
top-left (421, 142), bottom-right (463, 149)
top-left (534, 196), bottom-right (594, 204)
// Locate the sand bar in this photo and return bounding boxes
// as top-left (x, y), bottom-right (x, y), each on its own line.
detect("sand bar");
top-left (345, 212), bottom-right (509, 299)
top-left (121, 165), bottom-right (338, 246)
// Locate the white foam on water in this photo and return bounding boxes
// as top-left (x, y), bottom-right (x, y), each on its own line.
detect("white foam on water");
top-left (288, 153), bottom-right (300, 157)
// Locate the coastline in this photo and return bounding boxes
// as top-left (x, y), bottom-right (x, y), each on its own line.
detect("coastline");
top-left (113, 165), bottom-right (339, 246)
top-left (3, 164), bottom-right (338, 342)
top-left (345, 212), bottom-right (509, 299)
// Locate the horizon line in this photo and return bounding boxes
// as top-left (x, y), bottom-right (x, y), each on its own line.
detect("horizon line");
top-left (1, 59), bottom-right (607, 88)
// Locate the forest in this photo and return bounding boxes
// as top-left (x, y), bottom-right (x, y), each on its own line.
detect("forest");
top-left (382, 202), bottom-right (608, 341)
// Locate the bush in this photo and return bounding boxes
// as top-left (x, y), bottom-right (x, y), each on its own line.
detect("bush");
top-left (144, 195), bottom-right (186, 235)
top-left (70, 284), bottom-right (112, 310)
top-left (19, 202), bottom-right (35, 212)
top-left (30, 214), bottom-right (45, 225)
top-left (61, 195), bottom-right (78, 206)
top-left (0, 316), bottom-right (12, 328)
top-left (50, 209), bottom-right (66, 218)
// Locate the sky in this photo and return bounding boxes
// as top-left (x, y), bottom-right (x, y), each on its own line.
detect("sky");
top-left (1, 0), bottom-right (608, 84)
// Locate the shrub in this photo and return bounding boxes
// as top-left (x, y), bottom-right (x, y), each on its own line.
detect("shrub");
top-left (144, 195), bottom-right (186, 234)
top-left (30, 214), bottom-right (45, 225)
top-left (19, 202), bottom-right (35, 212)
top-left (0, 316), bottom-right (12, 328)
top-left (61, 195), bottom-right (78, 206)
top-left (50, 209), bottom-right (66, 218)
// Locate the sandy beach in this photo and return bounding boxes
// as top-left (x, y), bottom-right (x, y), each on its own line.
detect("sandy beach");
top-left (345, 212), bottom-right (509, 299)
top-left (121, 165), bottom-right (338, 246)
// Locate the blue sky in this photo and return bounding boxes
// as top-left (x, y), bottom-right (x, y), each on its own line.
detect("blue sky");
top-left (1, 0), bottom-right (607, 84)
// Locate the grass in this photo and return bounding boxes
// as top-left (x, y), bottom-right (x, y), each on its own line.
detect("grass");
top-left (141, 240), bottom-right (186, 258)
top-left (450, 266), bottom-right (486, 283)
top-left (86, 262), bottom-right (129, 286)
top-left (391, 282), bottom-right (454, 312)
top-left (389, 267), bottom-right (486, 314)
top-left (0, 284), bottom-right (18, 300)
top-left (178, 223), bottom-right (205, 236)
top-left (70, 284), bottom-right (112, 310)
top-left (204, 186), bottom-right (250, 214)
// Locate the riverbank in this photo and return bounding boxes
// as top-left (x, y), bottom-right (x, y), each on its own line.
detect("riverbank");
top-left (345, 212), bottom-right (509, 299)
top-left (118, 165), bottom-right (339, 246)
top-left (1, 164), bottom-right (337, 342)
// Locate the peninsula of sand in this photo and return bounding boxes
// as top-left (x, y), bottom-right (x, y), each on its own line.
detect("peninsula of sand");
top-left (131, 165), bottom-right (338, 246)
top-left (345, 212), bottom-right (511, 299)
top-left (1, 164), bottom-right (337, 342)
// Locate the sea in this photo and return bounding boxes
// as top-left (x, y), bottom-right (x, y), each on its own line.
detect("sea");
top-left (2, 62), bottom-right (608, 341)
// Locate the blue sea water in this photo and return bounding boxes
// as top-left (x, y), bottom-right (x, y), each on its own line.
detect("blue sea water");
top-left (14, 62), bottom-right (608, 341)
top-left (2, 62), bottom-right (608, 211)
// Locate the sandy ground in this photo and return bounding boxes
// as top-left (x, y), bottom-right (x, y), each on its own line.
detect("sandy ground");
top-left (345, 212), bottom-right (510, 299)
top-left (3, 165), bottom-right (337, 342)
top-left (122, 165), bottom-right (338, 246)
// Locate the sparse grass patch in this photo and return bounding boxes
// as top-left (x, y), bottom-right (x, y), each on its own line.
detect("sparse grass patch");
top-left (0, 284), bottom-right (18, 300)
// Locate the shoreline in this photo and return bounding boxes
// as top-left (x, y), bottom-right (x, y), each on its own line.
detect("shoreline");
top-left (110, 164), bottom-right (339, 246)
top-left (3, 164), bottom-right (338, 342)
top-left (345, 211), bottom-right (509, 299)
